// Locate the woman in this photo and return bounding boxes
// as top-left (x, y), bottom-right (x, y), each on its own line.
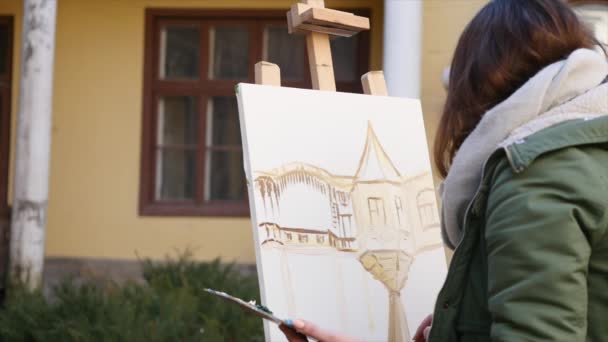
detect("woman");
top-left (281, 0), bottom-right (608, 341)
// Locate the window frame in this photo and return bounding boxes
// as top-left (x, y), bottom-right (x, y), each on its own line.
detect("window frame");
top-left (139, 8), bottom-right (371, 217)
top-left (0, 16), bottom-right (13, 220)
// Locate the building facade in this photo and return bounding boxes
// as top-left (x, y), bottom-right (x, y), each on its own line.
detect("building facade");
top-left (0, 0), bottom-right (605, 275)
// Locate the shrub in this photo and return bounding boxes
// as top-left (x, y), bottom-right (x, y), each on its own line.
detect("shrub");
top-left (0, 255), bottom-right (264, 342)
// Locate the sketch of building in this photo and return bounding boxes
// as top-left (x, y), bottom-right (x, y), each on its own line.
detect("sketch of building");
top-left (252, 122), bottom-right (440, 254)
top-left (237, 82), bottom-right (449, 342)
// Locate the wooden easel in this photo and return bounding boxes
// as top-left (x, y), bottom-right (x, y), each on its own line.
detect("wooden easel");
top-left (252, 3), bottom-right (393, 340)
top-left (254, 0), bottom-right (387, 96)
top-left (257, 1), bottom-right (451, 268)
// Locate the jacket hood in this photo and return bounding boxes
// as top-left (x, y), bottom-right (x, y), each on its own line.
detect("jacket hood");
top-left (440, 48), bottom-right (608, 249)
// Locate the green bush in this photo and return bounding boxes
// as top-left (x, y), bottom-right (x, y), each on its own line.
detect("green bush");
top-left (0, 254), bottom-right (264, 342)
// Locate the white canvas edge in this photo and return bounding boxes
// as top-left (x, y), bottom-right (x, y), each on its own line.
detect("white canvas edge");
top-left (236, 82), bottom-right (274, 342)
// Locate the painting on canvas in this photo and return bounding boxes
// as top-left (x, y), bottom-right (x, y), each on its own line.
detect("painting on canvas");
top-left (236, 84), bottom-right (447, 342)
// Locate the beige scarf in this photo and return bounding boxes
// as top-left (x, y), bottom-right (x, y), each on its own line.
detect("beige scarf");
top-left (440, 49), bottom-right (608, 249)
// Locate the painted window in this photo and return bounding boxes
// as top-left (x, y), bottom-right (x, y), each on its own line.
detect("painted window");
top-left (140, 9), bottom-right (371, 216)
top-left (395, 196), bottom-right (404, 226)
top-left (417, 189), bottom-right (439, 230)
top-left (368, 197), bottom-right (386, 226)
top-left (339, 214), bottom-right (353, 236)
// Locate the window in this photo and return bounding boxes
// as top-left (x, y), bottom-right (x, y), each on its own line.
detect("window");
top-left (0, 17), bottom-right (12, 222)
top-left (367, 197), bottom-right (386, 226)
top-left (298, 234), bottom-right (309, 243)
top-left (417, 189), bottom-right (439, 230)
top-left (0, 19), bottom-right (10, 76)
top-left (140, 9), bottom-right (371, 216)
top-left (316, 235), bottom-right (325, 244)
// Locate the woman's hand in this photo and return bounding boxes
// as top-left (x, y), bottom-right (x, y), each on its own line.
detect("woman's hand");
top-left (279, 320), bottom-right (359, 342)
top-left (413, 314), bottom-right (433, 342)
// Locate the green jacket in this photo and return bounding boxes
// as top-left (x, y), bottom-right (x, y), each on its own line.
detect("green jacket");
top-left (428, 116), bottom-right (608, 342)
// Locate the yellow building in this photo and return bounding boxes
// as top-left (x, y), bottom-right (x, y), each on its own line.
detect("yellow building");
top-left (0, 0), bottom-right (605, 280)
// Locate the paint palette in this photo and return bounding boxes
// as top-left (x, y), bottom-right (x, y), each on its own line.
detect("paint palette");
top-left (204, 288), bottom-right (285, 325)
top-left (204, 288), bottom-right (310, 341)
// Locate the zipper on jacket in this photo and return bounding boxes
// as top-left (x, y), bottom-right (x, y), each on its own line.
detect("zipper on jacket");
top-left (452, 149), bottom-right (500, 254)
top-left (429, 149), bottom-right (499, 340)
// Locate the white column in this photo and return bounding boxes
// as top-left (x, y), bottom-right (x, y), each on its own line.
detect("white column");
top-left (383, 0), bottom-right (423, 99)
top-left (9, 0), bottom-right (57, 289)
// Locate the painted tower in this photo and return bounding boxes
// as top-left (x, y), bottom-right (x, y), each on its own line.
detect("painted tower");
top-left (351, 122), bottom-right (414, 342)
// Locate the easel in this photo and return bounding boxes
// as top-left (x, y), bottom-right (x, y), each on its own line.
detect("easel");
top-left (253, 1), bottom-right (400, 341)
top-left (254, 0), bottom-right (387, 96)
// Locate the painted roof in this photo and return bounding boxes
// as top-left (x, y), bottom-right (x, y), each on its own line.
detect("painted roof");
top-left (353, 122), bottom-right (401, 182)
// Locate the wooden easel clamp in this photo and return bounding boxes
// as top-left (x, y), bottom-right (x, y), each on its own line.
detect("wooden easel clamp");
top-left (288, 1), bottom-right (370, 37)
top-left (255, 0), bottom-right (384, 95)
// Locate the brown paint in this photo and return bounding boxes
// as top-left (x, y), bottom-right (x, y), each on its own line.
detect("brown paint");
top-left (258, 222), bottom-right (356, 250)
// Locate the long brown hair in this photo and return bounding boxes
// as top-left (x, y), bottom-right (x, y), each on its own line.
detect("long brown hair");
top-left (434, 0), bottom-right (604, 178)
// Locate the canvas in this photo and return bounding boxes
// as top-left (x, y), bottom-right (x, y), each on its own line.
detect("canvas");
top-left (236, 84), bottom-right (447, 342)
